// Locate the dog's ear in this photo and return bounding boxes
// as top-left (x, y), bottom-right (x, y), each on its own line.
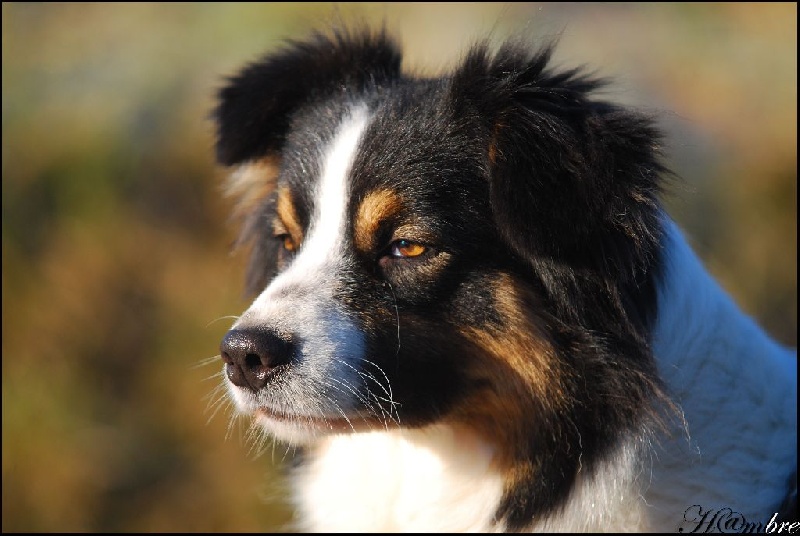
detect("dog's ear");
top-left (214, 28), bottom-right (402, 166)
top-left (450, 41), bottom-right (665, 285)
top-left (450, 43), bottom-right (668, 472)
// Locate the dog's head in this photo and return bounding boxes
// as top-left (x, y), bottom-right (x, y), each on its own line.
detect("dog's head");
top-left (214, 28), bottom-right (666, 518)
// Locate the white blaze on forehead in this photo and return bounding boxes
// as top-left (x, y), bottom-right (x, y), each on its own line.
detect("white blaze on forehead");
top-left (300, 105), bottom-right (370, 274)
top-left (227, 105), bottom-right (372, 430)
top-left (248, 105), bottom-right (370, 313)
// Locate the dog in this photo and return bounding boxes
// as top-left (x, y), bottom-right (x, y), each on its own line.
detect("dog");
top-left (212, 28), bottom-right (797, 532)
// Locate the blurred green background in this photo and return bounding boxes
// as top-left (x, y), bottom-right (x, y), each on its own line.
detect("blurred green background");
top-left (2, 3), bottom-right (796, 532)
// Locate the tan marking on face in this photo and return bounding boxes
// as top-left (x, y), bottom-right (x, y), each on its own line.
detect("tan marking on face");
top-left (451, 273), bottom-right (569, 469)
top-left (276, 186), bottom-right (304, 246)
top-left (488, 142), bottom-right (499, 166)
top-left (354, 189), bottom-right (404, 252)
top-left (488, 121), bottom-right (506, 165)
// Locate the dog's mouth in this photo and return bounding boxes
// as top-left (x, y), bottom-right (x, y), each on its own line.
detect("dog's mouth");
top-left (255, 407), bottom-right (350, 427)
top-left (253, 406), bottom-right (394, 439)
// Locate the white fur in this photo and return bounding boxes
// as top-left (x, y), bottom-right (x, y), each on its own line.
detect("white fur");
top-left (249, 105), bottom-right (370, 311)
top-left (644, 217), bottom-right (797, 530)
top-left (230, 106), bottom-right (374, 444)
top-left (292, 425), bottom-right (506, 532)
top-left (291, 425), bottom-right (653, 532)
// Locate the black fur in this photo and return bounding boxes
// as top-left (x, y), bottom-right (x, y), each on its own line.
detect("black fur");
top-left (444, 41), bottom-right (668, 527)
top-left (214, 28), bottom-right (401, 166)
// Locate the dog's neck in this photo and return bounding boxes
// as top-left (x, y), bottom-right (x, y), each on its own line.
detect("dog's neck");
top-left (646, 217), bottom-right (797, 530)
top-left (291, 423), bottom-right (651, 532)
top-left (291, 425), bottom-right (505, 532)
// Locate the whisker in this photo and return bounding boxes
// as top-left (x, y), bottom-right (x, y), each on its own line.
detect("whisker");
top-left (205, 315), bottom-right (241, 329)
top-left (245, 419), bottom-right (273, 459)
top-left (203, 382), bottom-right (228, 409)
top-left (192, 354), bottom-right (222, 370)
top-left (328, 360), bottom-right (385, 414)
top-left (204, 387), bottom-right (234, 425)
top-left (386, 281), bottom-right (401, 364)
top-left (354, 358), bottom-right (401, 425)
top-left (225, 407), bottom-right (246, 443)
top-left (280, 443), bottom-right (294, 465)
top-left (320, 391), bottom-right (357, 435)
top-left (337, 358), bottom-right (393, 401)
top-left (331, 361), bottom-right (400, 430)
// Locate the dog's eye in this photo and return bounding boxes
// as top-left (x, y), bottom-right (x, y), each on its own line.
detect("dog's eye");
top-left (389, 239), bottom-right (427, 258)
top-left (276, 234), bottom-right (296, 252)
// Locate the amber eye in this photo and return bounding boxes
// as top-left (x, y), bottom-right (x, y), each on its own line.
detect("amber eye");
top-left (277, 234), bottom-right (296, 252)
top-left (389, 239), bottom-right (427, 258)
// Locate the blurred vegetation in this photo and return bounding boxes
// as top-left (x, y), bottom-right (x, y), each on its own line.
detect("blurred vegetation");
top-left (2, 3), bottom-right (795, 532)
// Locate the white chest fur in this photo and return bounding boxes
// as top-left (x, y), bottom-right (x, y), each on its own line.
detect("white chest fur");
top-left (289, 424), bottom-right (651, 532)
top-left (291, 425), bottom-right (505, 532)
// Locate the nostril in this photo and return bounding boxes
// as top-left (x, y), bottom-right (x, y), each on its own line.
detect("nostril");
top-left (220, 328), bottom-right (294, 391)
top-left (245, 353), bottom-right (263, 370)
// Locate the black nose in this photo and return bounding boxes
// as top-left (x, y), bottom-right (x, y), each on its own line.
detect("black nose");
top-left (219, 328), bottom-right (294, 391)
